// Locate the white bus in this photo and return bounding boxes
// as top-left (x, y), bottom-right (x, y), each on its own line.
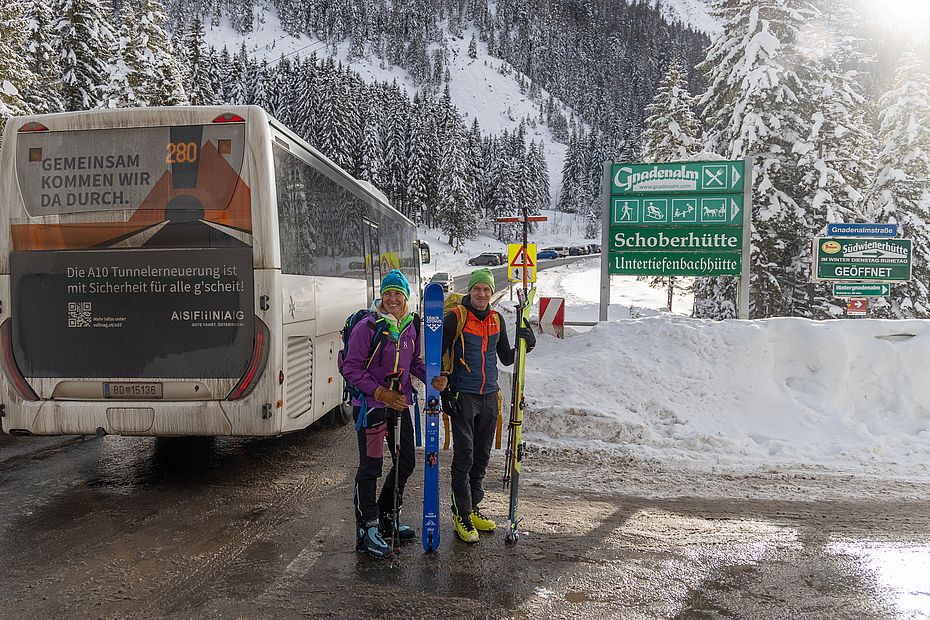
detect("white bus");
top-left (0, 105), bottom-right (427, 437)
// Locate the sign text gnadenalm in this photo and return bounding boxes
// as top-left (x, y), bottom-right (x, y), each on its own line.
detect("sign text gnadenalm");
top-left (613, 165), bottom-right (699, 193)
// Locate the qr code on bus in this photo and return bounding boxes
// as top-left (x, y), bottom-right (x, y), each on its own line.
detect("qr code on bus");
top-left (68, 302), bottom-right (92, 328)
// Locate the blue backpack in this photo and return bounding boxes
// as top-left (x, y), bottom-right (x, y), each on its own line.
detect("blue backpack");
top-left (337, 309), bottom-right (420, 431)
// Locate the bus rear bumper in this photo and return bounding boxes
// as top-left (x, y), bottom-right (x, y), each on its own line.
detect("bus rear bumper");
top-left (0, 399), bottom-right (279, 437)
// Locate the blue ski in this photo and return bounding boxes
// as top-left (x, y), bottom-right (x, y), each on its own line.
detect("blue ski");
top-left (422, 282), bottom-right (444, 552)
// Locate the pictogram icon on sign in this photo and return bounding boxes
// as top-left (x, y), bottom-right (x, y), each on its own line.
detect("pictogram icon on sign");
top-left (509, 246), bottom-right (535, 268)
top-left (702, 164), bottom-right (727, 189)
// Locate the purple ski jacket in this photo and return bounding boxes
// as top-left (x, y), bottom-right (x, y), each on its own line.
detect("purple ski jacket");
top-left (342, 313), bottom-right (427, 409)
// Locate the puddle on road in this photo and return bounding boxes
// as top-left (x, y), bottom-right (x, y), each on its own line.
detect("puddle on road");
top-left (829, 539), bottom-right (930, 618)
top-left (565, 590), bottom-right (592, 603)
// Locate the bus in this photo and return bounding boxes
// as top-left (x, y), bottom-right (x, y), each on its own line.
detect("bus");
top-left (0, 106), bottom-right (428, 437)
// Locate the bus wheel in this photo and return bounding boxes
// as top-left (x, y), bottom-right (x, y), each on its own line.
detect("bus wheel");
top-left (326, 402), bottom-right (352, 427)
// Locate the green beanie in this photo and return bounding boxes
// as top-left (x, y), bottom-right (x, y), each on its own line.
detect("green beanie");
top-left (467, 268), bottom-right (495, 293)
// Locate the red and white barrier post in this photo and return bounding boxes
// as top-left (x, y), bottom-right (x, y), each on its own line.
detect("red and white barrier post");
top-left (539, 297), bottom-right (565, 338)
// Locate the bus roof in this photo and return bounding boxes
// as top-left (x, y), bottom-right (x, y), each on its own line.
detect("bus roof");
top-left (2, 105), bottom-right (414, 229)
top-left (4, 105), bottom-right (263, 133)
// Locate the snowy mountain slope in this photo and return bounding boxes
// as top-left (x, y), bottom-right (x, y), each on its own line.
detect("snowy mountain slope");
top-left (202, 13), bottom-right (571, 201)
top-left (655, 0), bottom-right (720, 34)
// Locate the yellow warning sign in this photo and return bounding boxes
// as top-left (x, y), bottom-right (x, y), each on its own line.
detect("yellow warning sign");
top-left (507, 243), bottom-right (537, 283)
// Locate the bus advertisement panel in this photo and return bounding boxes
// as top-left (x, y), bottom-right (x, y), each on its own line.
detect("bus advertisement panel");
top-left (11, 247), bottom-right (253, 378)
top-left (10, 121), bottom-right (255, 382)
top-left (0, 107), bottom-right (423, 437)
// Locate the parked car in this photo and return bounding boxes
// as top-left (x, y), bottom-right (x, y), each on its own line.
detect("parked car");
top-left (537, 249), bottom-right (559, 260)
top-left (569, 245), bottom-right (588, 256)
top-left (468, 252), bottom-right (502, 266)
top-left (543, 246), bottom-right (569, 258)
top-left (429, 272), bottom-right (454, 292)
top-left (589, 244), bottom-right (601, 254)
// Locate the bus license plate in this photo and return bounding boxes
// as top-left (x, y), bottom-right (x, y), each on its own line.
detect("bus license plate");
top-left (103, 382), bottom-right (163, 399)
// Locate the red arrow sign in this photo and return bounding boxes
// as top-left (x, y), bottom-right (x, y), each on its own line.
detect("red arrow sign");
top-left (847, 298), bottom-right (867, 315)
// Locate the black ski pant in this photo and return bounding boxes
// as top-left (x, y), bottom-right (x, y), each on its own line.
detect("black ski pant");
top-left (353, 406), bottom-right (416, 526)
top-left (449, 391), bottom-right (498, 516)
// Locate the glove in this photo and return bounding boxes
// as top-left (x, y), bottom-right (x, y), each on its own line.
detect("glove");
top-left (515, 318), bottom-right (536, 351)
top-left (440, 388), bottom-right (462, 417)
top-left (375, 386), bottom-right (408, 411)
top-left (431, 374), bottom-right (448, 392)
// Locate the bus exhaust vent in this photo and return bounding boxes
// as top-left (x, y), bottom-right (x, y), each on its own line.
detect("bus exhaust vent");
top-left (284, 336), bottom-right (313, 419)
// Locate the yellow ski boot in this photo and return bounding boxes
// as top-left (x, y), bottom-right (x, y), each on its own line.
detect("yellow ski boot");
top-left (470, 506), bottom-right (497, 532)
top-left (453, 512), bottom-right (479, 543)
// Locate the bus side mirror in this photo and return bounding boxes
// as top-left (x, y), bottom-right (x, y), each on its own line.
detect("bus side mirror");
top-left (419, 242), bottom-right (431, 265)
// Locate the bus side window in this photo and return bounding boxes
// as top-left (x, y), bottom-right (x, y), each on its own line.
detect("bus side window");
top-left (363, 219), bottom-right (380, 304)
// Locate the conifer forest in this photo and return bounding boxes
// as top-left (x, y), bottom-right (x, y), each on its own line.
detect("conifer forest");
top-left (1, 0), bottom-right (928, 319)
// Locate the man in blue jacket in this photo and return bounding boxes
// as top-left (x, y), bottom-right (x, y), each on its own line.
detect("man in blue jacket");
top-left (441, 268), bottom-right (535, 543)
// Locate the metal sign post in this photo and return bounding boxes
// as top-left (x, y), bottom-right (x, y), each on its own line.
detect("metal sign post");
top-left (496, 212), bottom-right (547, 296)
top-left (599, 161), bottom-right (612, 322)
top-left (738, 158), bottom-right (752, 319)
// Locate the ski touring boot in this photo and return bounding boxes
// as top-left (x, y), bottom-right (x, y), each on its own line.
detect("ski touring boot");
top-left (379, 511), bottom-right (416, 542)
top-left (356, 519), bottom-right (392, 559)
top-left (452, 512), bottom-right (479, 543)
top-left (470, 506), bottom-right (497, 532)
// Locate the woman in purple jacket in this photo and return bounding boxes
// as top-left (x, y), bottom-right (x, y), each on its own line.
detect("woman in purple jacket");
top-left (342, 269), bottom-right (447, 559)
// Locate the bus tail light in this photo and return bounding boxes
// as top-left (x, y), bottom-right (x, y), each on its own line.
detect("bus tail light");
top-left (212, 113), bottom-right (245, 123)
top-left (0, 320), bottom-right (39, 401)
top-left (226, 317), bottom-right (270, 401)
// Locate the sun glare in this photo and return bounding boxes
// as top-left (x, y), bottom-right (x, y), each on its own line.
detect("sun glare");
top-left (864, 0), bottom-right (930, 37)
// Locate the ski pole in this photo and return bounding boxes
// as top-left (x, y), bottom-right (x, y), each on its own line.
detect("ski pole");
top-left (385, 369), bottom-right (404, 553)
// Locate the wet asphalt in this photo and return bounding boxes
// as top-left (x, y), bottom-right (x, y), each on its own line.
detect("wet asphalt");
top-left (1, 419), bottom-right (929, 619)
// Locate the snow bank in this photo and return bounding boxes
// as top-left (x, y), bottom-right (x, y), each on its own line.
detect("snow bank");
top-left (531, 256), bottom-right (694, 319)
top-left (523, 314), bottom-right (930, 478)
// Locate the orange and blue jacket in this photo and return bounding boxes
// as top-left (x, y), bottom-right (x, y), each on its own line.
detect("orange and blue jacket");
top-left (442, 296), bottom-right (517, 395)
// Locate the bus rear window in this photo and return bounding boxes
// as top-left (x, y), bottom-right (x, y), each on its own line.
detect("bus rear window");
top-left (15, 124), bottom-right (246, 216)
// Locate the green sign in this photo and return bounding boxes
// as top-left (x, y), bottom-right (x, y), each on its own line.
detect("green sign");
top-left (813, 237), bottom-right (912, 282)
top-left (833, 283), bottom-right (891, 298)
top-left (611, 161), bottom-right (745, 196)
top-left (606, 159), bottom-right (747, 278)
top-left (611, 226), bottom-right (742, 252)
top-left (611, 195), bottom-right (744, 226)
top-left (609, 251), bottom-right (741, 276)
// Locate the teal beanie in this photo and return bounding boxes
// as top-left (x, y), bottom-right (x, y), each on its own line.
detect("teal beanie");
top-left (380, 269), bottom-right (410, 299)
